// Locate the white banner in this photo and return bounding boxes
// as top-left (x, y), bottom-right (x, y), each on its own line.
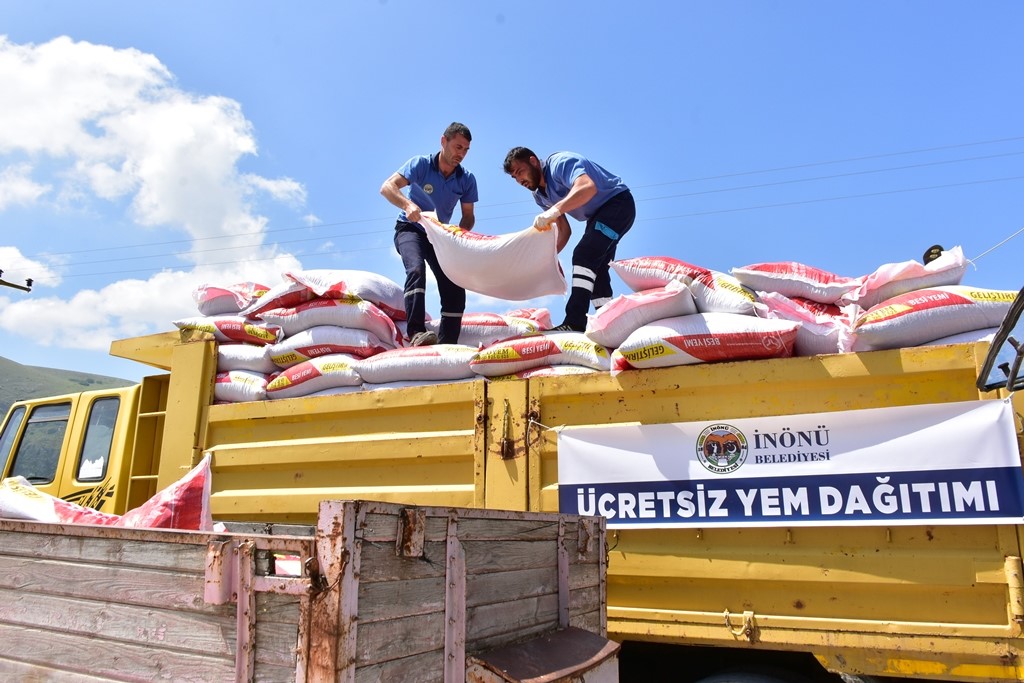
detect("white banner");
top-left (557, 399), bottom-right (1024, 528)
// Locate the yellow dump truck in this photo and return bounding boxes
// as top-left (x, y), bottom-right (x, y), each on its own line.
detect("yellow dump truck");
top-left (3, 287), bottom-right (1024, 683)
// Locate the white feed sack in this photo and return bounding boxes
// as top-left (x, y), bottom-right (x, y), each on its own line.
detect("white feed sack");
top-left (427, 312), bottom-right (542, 348)
top-left (848, 285), bottom-right (1016, 351)
top-left (417, 212), bottom-right (567, 301)
top-left (217, 343), bottom-right (278, 374)
top-left (469, 332), bottom-right (611, 377)
top-left (355, 345), bottom-right (478, 383)
top-left (285, 269), bottom-right (407, 321)
top-left (840, 246), bottom-right (967, 310)
top-left (756, 291), bottom-right (856, 357)
top-left (610, 313), bottom-right (800, 374)
top-left (266, 353), bottom-right (363, 399)
top-left (193, 281), bottom-right (270, 316)
top-left (214, 370), bottom-right (271, 403)
top-left (611, 256), bottom-right (758, 315)
top-left (256, 296), bottom-right (403, 345)
top-left (585, 280), bottom-right (697, 349)
top-left (731, 261), bottom-right (860, 304)
top-left (173, 315), bottom-right (283, 346)
top-left (918, 327), bottom-right (998, 347)
top-left (269, 325), bottom-right (394, 368)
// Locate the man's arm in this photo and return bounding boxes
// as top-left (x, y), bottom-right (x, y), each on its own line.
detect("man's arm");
top-left (533, 173), bottom-right (597, 231)
top-left (459, 201), bottom-right (475, 231)
top-left (552, 173), bottom-right (597, 216)
top-left (380, 172), bottom-right (421, 223)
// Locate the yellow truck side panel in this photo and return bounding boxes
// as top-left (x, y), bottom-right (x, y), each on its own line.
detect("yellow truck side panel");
top-left (13, 330), bottom-right (1021, 681)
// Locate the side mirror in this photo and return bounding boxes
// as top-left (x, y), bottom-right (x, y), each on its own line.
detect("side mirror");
top-left (977, 285), bottom-right (1024, 392)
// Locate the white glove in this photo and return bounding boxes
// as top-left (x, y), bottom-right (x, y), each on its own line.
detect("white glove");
top-left (533, 207), bottom-right (561, 230)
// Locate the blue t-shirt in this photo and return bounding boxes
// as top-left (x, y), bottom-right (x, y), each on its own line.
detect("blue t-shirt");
top-left (397, 153), bottom-right (478, 224)
top-left (533, 152), bottom-right (628, 221)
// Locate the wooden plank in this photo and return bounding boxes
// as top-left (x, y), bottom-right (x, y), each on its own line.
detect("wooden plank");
top-left (0, 528), bottom-right (208, 570)
top-left (0, 586), bottom-right (235, 656)
top-left (355, 612), bottom-right (447, 666)
top-left (0, 556), bottom-right (208, 611)
top-left (465, 566), bottom-right (558, 607)
top-left (0, 622), bottom-right (236, 680)
top-left (0, 659), bottom-right (117, 682)
top-left (461, 538), bottom-right (557, 574)
top-left (466, 592), bottom-right (561, 646)
top-left (357, 575), bottom-right (446, 623)
top-left (354, 649), bottom-right (446, 683)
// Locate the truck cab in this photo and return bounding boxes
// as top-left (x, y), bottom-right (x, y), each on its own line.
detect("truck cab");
top-left (1, 385), bottom-right (142, 512)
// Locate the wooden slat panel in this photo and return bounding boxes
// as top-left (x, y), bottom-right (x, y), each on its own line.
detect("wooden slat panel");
top-left (465, 592), bottom-right (561, 645)
top-left (0, 659), bottom-right (116, 682)
top-left (0, 528), bottom-right (207, 569)
top-left (0, 623), bottom-right (236, 680)
top-left (0, 556), bottom-right (206, 611)
top-left (0, 586), bottom-right (234, 656)
top-left (355, 612), bottom-right (446, 666)
top-left (354, 649), bottom-right (446, 683)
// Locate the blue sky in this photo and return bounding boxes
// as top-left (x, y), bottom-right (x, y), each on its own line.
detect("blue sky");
top-left (1, 1), bottom-right (1022, 382)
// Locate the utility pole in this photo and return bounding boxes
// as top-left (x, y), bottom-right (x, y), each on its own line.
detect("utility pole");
top-left (0, 269), bottom-right (33, 293)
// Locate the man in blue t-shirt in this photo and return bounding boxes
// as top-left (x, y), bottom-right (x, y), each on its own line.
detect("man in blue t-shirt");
top-left (380, 122), bottom-right (478, 346)
top-left (502, 147), bottom-right (636, 332)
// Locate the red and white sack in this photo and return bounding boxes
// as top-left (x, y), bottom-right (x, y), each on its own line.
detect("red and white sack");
top-left (848, 285), bottom-right (1016, 351)
top-left (470, 332), bottom-right (610, 377)
top-left (355, 345), bottom-right (478, 383)
top-left (239, 279), bottom-right (317, 318)
top-left (173, 315), bottom-right (283, 346)
top-left (257, 296), bottom-right (402, 345)
top-left (840, 246), bottom-right (967, 310)
top-left (217, 343), bottom-right (278, 373)
top-left (285, 269), bottom-right (406, 320)
top-left (418, 212), bottom-right (566, 301)
top-left (611, 313), bottom-right (799, 374)
top-left (585, 280), bottom-right (697, 349)
top-left (266, 353), bottom-right (363, 399)
top-left (757, 291), bottom-right (856, 357)
top-left (193, 281), bottom-right (270, 316)
top-left (269, 325), bottom-right (393, 367)
top-left (428, 312), bottom-right (541, 348)
top-left (487, 364), bottom-right (600, 382)
top-left (731, 262), bottom-right (859, 304)
top-left (0, 455), bottom-right (213, 531)
top-left (214, 370), bottom-right (270, 403)
top-left (503, 307), bottom-right (553, 329)
top-left (611, 256), bottom-right (757, 315)
top-left (919, 327), bottom-right (998, 347)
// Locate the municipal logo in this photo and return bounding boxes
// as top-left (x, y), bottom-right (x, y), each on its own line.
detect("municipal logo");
top-left (696, 423), bottom-right (748, 474)
top-left (423, 183), bottom-right (434, 194)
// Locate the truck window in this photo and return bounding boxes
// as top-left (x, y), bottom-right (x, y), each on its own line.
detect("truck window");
top-left (0, 405), bottom-right (27, 476)
top-left (77, 397), bottom-right (119, 482)
top-left (8, 403), bottom-right (71, 484)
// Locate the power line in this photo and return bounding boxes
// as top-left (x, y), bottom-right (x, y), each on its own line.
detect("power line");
top-left (20, 135), bottom-right (1024, 261)
top-left (8, 138), bottom-right (1024, 279)
top-left (43, 174), bottom-right (1024, 281)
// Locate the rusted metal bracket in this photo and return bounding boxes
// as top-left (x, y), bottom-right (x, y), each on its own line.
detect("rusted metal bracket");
top-left (724, 609), bottom-right (757, 643)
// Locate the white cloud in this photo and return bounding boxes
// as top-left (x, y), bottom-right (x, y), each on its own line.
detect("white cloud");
top-left (0, 257), bottom-right (304, 352)
top-left (0, 246), bottom-right (61, 287)
top-left (0, 36), bottom-right (312, 355)
top-left (0, 164), bottom-right (50, 210)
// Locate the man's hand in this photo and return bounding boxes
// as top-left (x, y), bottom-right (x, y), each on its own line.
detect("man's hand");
top-left (405, 205), bottom-right (422, 223)
top-left (533, 207), bottom-right (561, 230)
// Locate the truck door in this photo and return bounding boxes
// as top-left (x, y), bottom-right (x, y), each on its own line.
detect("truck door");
top-left (1, 394), bottom-right (123, 510)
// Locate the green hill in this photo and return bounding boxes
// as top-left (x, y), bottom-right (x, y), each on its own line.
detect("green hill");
top-left (0, 356), bottom-right (134, 418)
